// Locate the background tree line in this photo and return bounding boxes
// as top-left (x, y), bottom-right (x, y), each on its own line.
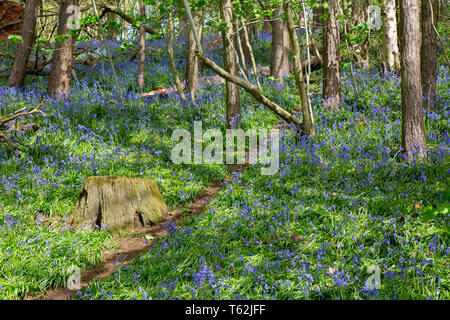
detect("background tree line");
top-left (2, 0), bottom-right (448, 162)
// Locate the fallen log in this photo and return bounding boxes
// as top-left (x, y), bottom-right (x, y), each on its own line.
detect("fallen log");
top-left (196, 52), bottom-right (301, 129)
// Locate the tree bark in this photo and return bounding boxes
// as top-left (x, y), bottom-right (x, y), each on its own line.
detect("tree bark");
top-left (283, 0), bottom-right (314, 136)
top-left (399, 0), bottom-right (427, 161)
top-left (351, 0), bottom-right (367, 26)
top-left (234, 20), bottom-right (247, 73)
top-left (220, 0), bottom-right (241, 128)
top-left (313, 0), bottom-right (322, 29)
top-left (182, 0), bottom-right (300, 130)
top-left (101, 2), bottom-right (156, 35)
top-left (70, 176), bottom-right (169, 235)
top-left (138, 1), bottom-right (145, 90)
top-left (7, 0), bottom-right (40, 88)
top-left (168, 10), bottom-right (186, 100)
top-left (421, 0), bottom-right (439, 110)
top-left (197, 54), bottom-right (301, 129)
top-left (107, 0), bottom-right (120, 40)
top-left (242, 17), bottom-right (262, 91)
top-left (322, 0), bottom-right (341, 110)
top-left (270, 5), bottom-right (290, 79)
top-left (47, 0), bottom-right (76, 98)
top-left (184, 10), bottom-right (204, 100)
top-left (382, 0), bottom-right (400, 72)
top-left (179, 13), bottom-right (189, 39)
top-left (122, 0), bottom-right (129, 40)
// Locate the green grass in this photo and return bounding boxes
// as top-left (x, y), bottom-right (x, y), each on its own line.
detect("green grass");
top-left (0, 30), bottom-right (449, 300)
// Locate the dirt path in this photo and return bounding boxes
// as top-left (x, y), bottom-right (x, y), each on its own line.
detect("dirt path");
top-left (25, 166), bottom-right (245, 300)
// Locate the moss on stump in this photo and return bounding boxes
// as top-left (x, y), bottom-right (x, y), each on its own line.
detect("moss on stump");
top-left (70, 176), bottom-right (169, 235)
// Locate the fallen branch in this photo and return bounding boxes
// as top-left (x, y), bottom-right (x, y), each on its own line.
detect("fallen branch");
top-left (0, 100), bottom-right (45, 150)
top-left (196, 52), bottom-right (301, 129)
top-left (0, 19), bottom-right (22, 31)
top-left (100, 3), bottom-right (157, 35)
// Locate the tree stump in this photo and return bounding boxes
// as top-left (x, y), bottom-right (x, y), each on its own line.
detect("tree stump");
top-left (70, 176), bottom-right (169, 235)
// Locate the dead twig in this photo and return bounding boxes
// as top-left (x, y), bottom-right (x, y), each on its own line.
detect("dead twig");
top-left (0, 100), bottom-right (46, 151)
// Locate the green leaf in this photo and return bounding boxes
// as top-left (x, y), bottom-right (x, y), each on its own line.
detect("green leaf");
top-left (7, 35), bottom-right (23, 43)
top-left (55, 34), bottom-right (70, 43)
top-left (422, 204), bottom-right (450, 221)
top-left (69, 29), bottom-right (79, 37)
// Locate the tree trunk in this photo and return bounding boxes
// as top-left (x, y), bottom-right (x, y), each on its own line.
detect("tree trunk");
top-left (179, 13), bottom-right (189, 39)
top-left (234, 20), bottom-right (247, 73)
top-left (242, 17), bottom-right (262, 91)
top-left (197, 54), bottom-right (301, 129)
top-left (182, 0), bottom-right (300, 130)
top-left (399, 0), bottom-right (427, 161)
top-left (122, 0), bottom-right (129, 40)
top-left (47, 0), bottom-right (76, 98)
top-left (107, 0), bottom-right (120, 40)
top-left (184, 10), bottom-right (204, 100)
top-left (283, 0), bottom-right (314, 136)
top-left (421, 0), bottom-right (439, 110)
top-left (322, 0), bottom-right (341, 110)
top-left (382, 0), bottom-right (400, 72)
top-left (234, 1), bottom-right (252, 63)
top-left (138, 1), bottom-right (146, 90)
top-left (313, 0), bottom-right (322, 29)
top-left (270, 5), bottom-right (290, 79)
top-left (168, 10), bottom-right (186, 100)
top-left (351, 0), bottom-right (366, 26)
top-left (7, 0), bottom-right (40, 88)
top-left (220, 0), bottom-right (241, 128)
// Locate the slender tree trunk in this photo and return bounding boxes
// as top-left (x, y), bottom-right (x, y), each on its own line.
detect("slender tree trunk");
top-left (122, 0), bottom-right (129, 40)
top-left (182, 0), bottom-right (300, 129)
top-left (184, 10), bottom-right (204, 100)
top-left (179, 13), bottom-right (189, 39)
top-left (242, 17), bottom-right (262, 91)
top-left (297, 7), bottom-right (305, 28)
top-left (301, 0), bottom-right (313, 108)
top-left (220, 0), bottom-right (241, 128)
top-left (168, 10), bottom-right (186, 100)
top-left (399, 0), bottom-right (427, 161)
top-left (8, 0), bottom-right (40, 88)
top-left (421, 0), bottom-right (439, 110)
top-left (47, 0), bottom-right (76, 98)
top-left (283, 0), bottom-right (314, 136)
top-left (313, 0), bottom-right (322, 29)
top-left (198, 54), bottom-right (301, 128)
top-left (234, 20), bottom-right (247, 74)
top-left (382, 0), bottom-right (400, 72)
top-left (138, 1), bottom-right (146, 90)
top-left (351, 0), bottom-right (364, 26)
top-left (322, 0), bottom-right (341, 110)
top-left (236, 0), bottom-right (252, 63)
top-left (270, 5), bottom-right (290, 79)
